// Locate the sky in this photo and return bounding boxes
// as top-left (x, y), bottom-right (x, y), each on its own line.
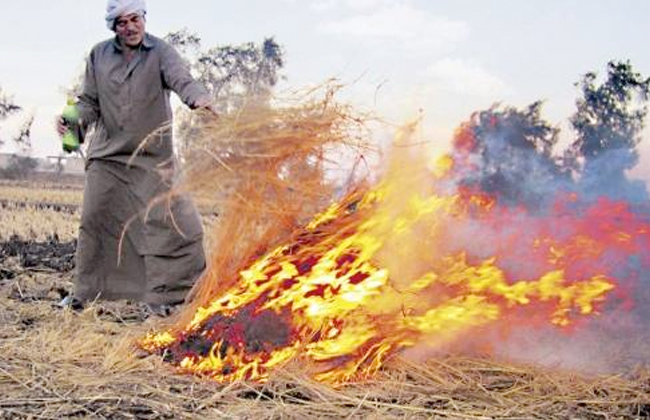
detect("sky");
top-left (1, 0), bottom-right (650, 177)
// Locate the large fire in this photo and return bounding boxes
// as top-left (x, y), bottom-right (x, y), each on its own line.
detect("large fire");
top-left (140, 120), bottom-right (650, 385)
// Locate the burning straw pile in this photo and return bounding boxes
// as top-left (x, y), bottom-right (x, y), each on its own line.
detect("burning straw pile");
top-left (2, 87), bottom-right (650, 419)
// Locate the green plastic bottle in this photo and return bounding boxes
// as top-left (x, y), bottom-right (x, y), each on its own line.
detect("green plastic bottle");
top-left (61, 99), bottom-right (80, 153)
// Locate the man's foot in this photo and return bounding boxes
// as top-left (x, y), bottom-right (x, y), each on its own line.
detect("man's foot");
top-left (57, 295), bottom-right (85, 311)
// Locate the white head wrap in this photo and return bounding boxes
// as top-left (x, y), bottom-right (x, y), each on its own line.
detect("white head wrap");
top-left (105, 0), bottom-right (147, 30)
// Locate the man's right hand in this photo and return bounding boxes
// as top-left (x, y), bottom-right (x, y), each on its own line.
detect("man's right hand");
top-left (55, 116), bottom-right (67, 137)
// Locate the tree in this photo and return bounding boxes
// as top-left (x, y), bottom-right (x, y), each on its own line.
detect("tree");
top-left (0, 87), bottom-right (21, 119)
top-left (0, 86), bottom-right (37, 179)
top-left (164, 29), bottom-right (285, 162)
top-left (165, 29), bottom-right (284, 114)
top-left (13, 115), bottom-right (35, 154)
top-left (566, 60), bottom-right (650, 202)
top-left (2, 113), bottom-right (38, 179)
top-left (451, 101), bottom-right (565, 208)
top-left (568, 60), bottom-right (650, 172)
top-left (0, 86), bottom-right (22, 147)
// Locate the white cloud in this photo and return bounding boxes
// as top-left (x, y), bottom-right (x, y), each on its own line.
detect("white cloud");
top-left (316, 4), bottom-right (469, 53)
top-left (281, 0), bottom-right (406, 12)
top-left (426, 57), bottom-right (510, 97)
top-left (310, 0), bottom-right (406, 11)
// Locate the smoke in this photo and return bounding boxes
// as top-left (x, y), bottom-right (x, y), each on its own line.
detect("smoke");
top-left (397, 110), bottom-right (650, 375)
top-left (455, 133), bottom-right (569, 210)
top-left (579, 148), bottom-right (650, 205)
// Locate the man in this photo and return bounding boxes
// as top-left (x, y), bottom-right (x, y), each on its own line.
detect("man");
top-left (57, 0), bottom-right (215, 315)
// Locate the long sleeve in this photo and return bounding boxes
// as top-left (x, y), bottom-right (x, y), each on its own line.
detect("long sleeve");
top-left (76, 49), bottom-right (101, 128)
top-left (160, 43), bottom-right (210, 109)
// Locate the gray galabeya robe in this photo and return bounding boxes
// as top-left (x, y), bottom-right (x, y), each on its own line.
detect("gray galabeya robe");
top-left (75, 33), bottom-right (208, 305)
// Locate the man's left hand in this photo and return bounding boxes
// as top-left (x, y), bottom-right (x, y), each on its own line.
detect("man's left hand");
top-left (194, 97), bottom-right (219, 117)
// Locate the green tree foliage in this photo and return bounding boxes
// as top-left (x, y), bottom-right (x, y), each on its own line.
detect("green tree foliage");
top-left (0, 87), bottom-right (21, 119)
top-left (452, 101), bottom-right (564, 207)
top-left (164, 29), bottom-right (284, 162)
top-left (0, 88), bottom-right (37, 179)
top-left (0, 153), bottom-right (38, 179)
top-left (13, 115), bottom-right (34, 154)
top-left (165, 29), bottom-right (284, 114)
top-left (0, 86), bottom-right (22, 147)
top-left (568, 60), bottom-right (650, 172)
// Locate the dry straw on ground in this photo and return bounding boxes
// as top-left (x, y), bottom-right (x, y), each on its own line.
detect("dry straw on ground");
top-left (1, 87), bottom-right (650, 419)
top-left (0, 180), bottom-right (83, 207)
top-left (1, 288), bottom-right (649, 419)
top-left (0, 201), bottom-right (79, 242)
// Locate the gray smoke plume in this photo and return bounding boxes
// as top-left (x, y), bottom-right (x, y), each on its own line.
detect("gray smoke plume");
top-left (412, 100), bottom-right (650, 374)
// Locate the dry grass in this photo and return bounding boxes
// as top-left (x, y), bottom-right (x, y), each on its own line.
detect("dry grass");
top-left (1, 277), bottom-right (649, 419)
top-left (0, 201), bottom-right (80, 242)
top-left (0, 181), bottom-right (83, 241)
top-left (0, 181), bottom-right (83, 208)
top-left (0, 183), bottom-right (219, 248)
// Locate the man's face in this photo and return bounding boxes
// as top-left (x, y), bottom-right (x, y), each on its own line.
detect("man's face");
top-left (114, 12), bottom-right (145, 48)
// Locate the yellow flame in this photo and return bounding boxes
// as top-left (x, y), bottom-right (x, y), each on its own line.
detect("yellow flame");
top-left (141, 183), bottom-right (616, 384)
